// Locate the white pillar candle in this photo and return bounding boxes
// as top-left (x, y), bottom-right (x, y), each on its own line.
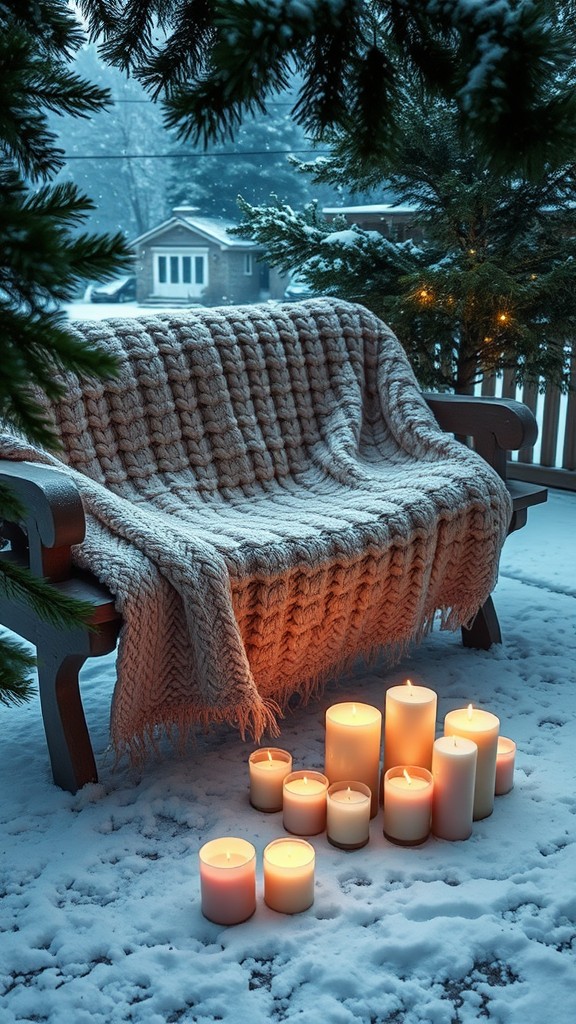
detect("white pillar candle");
top-left (249, 747), bottom-right (293, 812)
top-left (383, 766), bottom-right (433, 845)
top-left (444, 705), bottom-right (500, 820)
top-left (198, 837), bottom-right (256, 925)
top-left (263, 838), bottom-right (315, 914)
top-left (282, 770), bottom-right (329, 836)
top-left (384, 679), bottom-right (437, 772)
top-left (431, 735), bottom-right (478, 841)
top-left (326, 781), bottom-right (371, 850)
top-left (495, 737), bottom-right (516, 795)
top-left (324, 702), bottom-right (382, 818)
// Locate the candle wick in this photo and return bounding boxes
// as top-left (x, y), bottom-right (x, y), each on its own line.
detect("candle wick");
top-left (403, 769), bottom-right (412, 786)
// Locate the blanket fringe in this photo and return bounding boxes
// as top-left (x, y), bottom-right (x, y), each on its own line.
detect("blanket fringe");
top-left (110, 601), bottom-right (491, 768)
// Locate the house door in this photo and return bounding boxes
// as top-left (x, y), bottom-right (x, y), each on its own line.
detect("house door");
top-left (152, 250), bottom-right (208, 299)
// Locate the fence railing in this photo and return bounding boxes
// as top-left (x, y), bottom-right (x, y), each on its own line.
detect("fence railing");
top-left (479, 355), bottom-right (576, 491)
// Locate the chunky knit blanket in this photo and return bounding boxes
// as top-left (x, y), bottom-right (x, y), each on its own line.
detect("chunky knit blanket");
top-left (1, 299), bottom-right (511, 760)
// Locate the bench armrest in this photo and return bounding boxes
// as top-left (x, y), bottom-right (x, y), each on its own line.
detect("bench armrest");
top-left (423, 393), bottom-right (539, 479)
top-left (0, 460), bottom-right (85, 580)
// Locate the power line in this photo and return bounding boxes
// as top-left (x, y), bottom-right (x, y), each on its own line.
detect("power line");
top-left (63, 149), bottom-right (330, 161)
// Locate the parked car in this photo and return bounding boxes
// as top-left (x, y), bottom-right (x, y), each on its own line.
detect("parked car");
top-left (90, 275), bottom-right (137, 303)
top-left (283, 272), bottom-right (316, 302)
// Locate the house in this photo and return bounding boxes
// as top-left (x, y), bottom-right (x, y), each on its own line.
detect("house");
top-left (131, 206), bottom-right (266, 306)
top-left (322, 203), bottom-right (424, 243)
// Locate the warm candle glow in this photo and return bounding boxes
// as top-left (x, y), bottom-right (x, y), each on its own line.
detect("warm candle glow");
top-left (267, 749), bottom-right (272, 762)
top-left (352, 703), bottom-right (357, 716)
top-left (406, 679), bottom-right (413, 694)
top-left (467, 704), bottom-right (474, 720)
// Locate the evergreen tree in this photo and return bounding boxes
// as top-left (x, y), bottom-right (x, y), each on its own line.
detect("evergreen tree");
top-left (0, 3), bottom-right (133, 705)
top-left (78, 0), bottom-right (576, 178)
top-left (166, 105), bottom-right (312, 221)
top-left (234, 89), bottom-right (576, 394)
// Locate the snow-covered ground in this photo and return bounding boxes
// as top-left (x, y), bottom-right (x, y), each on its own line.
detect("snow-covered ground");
top-left (1, 389), bottom-right (575, 1022)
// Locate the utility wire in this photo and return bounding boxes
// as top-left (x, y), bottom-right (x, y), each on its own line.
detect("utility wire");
top-left (63, 149), bottom-right (330, 161)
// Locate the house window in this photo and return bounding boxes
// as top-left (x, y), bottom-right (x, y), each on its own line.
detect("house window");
top-left (152, 248), bottom-right (209, 297)
top-left (244, 253), bottom-right (253, 275)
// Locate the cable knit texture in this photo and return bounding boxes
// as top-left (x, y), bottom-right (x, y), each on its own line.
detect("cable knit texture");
top-left (1, 299), bottom-right (512, 759)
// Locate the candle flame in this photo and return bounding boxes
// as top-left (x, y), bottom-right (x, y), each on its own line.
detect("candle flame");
top-left (226, 850), bottom-right (231, 862)
top-left (467, 703), bottom-right (474, 720)
top-left (347, 786), bottom-right (352, 801)
top-left (403, 769), bottom-right (412, 786)
top-left (303, 775), bottom-right (308, 785)
top-left (352, 703), bottom-right (357, 716)
top-left (406, 679), bottom-right (413, 692)
top-left (453, 736), bottom-right (458, 747)
top-left (267, 749), bottom-right (273, 762)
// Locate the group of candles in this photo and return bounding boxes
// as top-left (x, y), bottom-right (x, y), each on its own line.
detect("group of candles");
top-left (199, 681), bottom-right (517, 925)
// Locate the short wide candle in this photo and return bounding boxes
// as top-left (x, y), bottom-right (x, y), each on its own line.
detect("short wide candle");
top-left (263, 838), bottom-right (315, 914)
top-left (326, 781), bottom-right (371, 850)
top-left (383, 766), bottom-right (433, 845)
top-left (444, 705), bottom-right (500, 820)
top-left (282, 771), bottom-right (329, 836)
top-left (325, 702), bottom-right (382, 817)
top-left (495, 737), bottom-right (516, 795)
top-left (198, 837), bottom-right (256, 925)
top-left (431, 735), bottom-right (478, 841)
top-left (249, 748), bottom-right (293, 812)
top-left (384, 680), bottom-right (437, 772)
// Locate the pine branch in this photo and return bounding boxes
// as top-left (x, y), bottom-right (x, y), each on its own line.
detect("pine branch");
top-left (0, 561), bottom-right (96, 631)
top-left (0, 635), bottom-right (36, 707)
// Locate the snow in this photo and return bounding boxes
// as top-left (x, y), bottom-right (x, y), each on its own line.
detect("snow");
top-left (1, 368), bottom-right (575, 1022)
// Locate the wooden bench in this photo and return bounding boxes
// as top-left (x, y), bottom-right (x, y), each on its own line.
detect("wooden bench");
top-left (0, 391), bottom-right (546, 793)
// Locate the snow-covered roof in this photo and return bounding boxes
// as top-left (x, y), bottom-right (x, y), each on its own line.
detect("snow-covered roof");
top-left (322, 204), bottom-right (418, 215)
top-left (131, 212), bottom-right (260, 249)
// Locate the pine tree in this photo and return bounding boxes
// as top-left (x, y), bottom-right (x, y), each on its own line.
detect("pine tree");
top-left (0, 3), bottom-right (133, 705)
top-left (234, 84), bottom-right (576, 395)
top-left (78, 0), bottom-right (576, 179)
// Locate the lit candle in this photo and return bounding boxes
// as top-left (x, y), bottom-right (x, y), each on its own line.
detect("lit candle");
top-left (383, 766), bottom-right (433, 845)
top-left (249, 747), bottom-right (293, 812)
top-left (495, 737), bottom-right (516, 795)
top-left (263, 838), bottom-right (315, 914)
top-left (444, 705), bottom-right (500, 820)
top-left (431, 735), bottom-right (478, 841)
top-left (198, 837), bottom-right (256, 925)
top-left (324, 702), bottom-right (382, 817)
top-left (282, 770), bottom-right (329, 836)
top-left (326, 781), bottom-right (371, 850)
top-left (384, 679), bottom-right (437, 772)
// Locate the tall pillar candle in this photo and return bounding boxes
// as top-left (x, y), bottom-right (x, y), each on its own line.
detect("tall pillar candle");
top-left (383, 766), bottom-right (433, 845)
top-left (384, 680), bottom-right (437, 772)
top-left (198, 837), bottom-right (256, 925)
top-left (431, 735), bottom-right (478, 840)
top-left (325, 702), bottom-right (382, 817)
top-left (444, 705), bottom-right (500, 820)
top-left (249, 748), bottom-right (293, 812)
top-left (263, 838), bottom-right (315, 914)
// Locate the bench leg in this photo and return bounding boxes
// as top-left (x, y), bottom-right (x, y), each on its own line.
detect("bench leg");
top-left (37, 648), bottom-right (98, 792)
top-left (461, 595), bottom-right (502, 650)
